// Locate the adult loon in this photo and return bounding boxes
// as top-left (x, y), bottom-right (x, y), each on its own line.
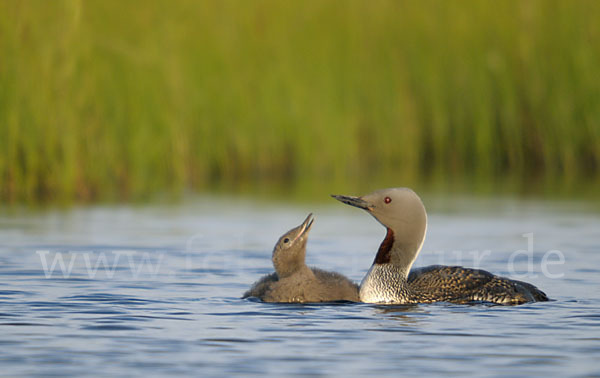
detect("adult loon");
top-left (332, 188), bottom-right (548, 305)
top-left (243, 214), bottom-right (359, 303)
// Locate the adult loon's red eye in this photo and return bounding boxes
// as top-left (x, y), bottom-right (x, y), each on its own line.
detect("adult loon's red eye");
top-left (384, 197), bottom-right (392, 204)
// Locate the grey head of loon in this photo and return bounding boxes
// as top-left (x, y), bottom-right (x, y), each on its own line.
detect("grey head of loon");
top-left (272, 213), bottom-right (314, 279)
top-left (332, 188), bottom-right (427, 274)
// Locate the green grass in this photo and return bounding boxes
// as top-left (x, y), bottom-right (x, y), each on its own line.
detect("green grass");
top-left (1, 0), bottom-right (600, 204)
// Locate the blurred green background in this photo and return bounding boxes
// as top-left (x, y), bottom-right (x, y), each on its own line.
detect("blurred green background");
top-left (1, 0), bottom-right (599, 204)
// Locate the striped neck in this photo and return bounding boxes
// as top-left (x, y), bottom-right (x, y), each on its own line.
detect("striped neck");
top-left (359, 224), bottom-right (427, 304)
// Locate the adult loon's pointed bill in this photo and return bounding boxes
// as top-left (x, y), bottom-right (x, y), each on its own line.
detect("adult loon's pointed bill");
top-left (332, 188), bottom-right (548, 305)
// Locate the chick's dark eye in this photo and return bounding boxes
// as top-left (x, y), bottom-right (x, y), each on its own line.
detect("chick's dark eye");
top-left (384, 197), bottom-right (392, 204)
top-left (283, 238), bottom-right (290, 243)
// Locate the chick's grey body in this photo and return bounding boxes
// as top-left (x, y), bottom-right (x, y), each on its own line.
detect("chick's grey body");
top-left (243, 214), bottom-right (359, 303)
top-left (333, 188), bottom-right (548, 305)
top-left (243, 268), bottom-right (359, 303)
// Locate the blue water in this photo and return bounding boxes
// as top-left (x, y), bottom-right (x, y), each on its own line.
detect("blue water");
top-left (1, 197), bottom-right (599, 376)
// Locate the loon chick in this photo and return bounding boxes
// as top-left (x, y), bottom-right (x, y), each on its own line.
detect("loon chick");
top-left (243, 214), bottom-right (359, 303)
top-left (332, 188), bottom-right (548, 305)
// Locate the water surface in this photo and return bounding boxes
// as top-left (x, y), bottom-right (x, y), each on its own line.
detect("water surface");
top-left (1, 197), bottom-right (599, 376)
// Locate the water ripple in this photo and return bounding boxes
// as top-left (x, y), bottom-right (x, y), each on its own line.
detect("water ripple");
top-left (1, 203), bottom-right (599, 376)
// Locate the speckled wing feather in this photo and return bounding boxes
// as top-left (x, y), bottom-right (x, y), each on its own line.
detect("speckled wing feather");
top-left (408, 265), bottom-right (548, 304)
top-left (408, 265), bottom-right (494, 302)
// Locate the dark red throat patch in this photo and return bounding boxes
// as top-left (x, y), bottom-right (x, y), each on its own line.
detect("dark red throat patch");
top-left (374, 228), bottom-right (394, 264)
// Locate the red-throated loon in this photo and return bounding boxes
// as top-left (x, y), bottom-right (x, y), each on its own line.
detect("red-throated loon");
top-left (332, 188), bottom-right (548, 305)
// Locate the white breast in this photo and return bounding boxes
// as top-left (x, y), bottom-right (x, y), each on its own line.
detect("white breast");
top-left (359, 264), bottom-right (407, 304)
